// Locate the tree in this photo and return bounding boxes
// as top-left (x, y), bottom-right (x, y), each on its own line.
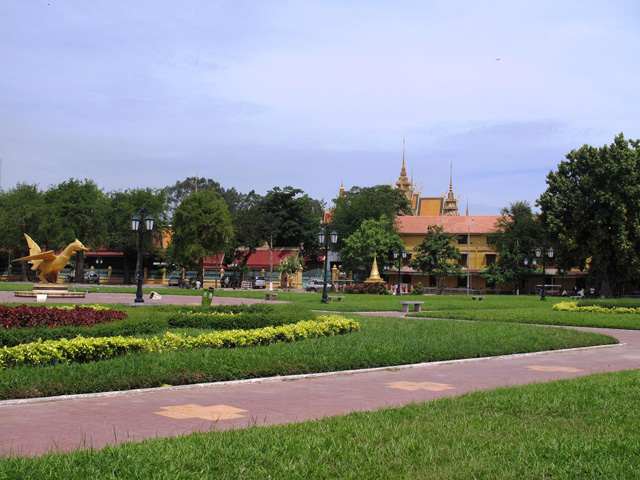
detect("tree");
top-left (537, 133), bottom-right (640, 296)
top-left (277, 252), bottom-right (304, 288)
top-left (169, 189), bottom-right (234, 283)
top-left (40, 179), bottom-right (108, 282)
top-left (340, 215), bottom-right (403, 274)
top-left (331, 185), bottom-right (412, 245)
top-left (409, 225), bottom-right (462, 294)
top-left (483, 201), bottom-right (541, 292)
top-left (0, 184), bottom-right (46, 280)
top-left (106, 188), bottom-right (168, 284)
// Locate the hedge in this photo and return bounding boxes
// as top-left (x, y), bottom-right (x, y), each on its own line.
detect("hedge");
top-left (0, 315), bottom-right (360, 369)
top-left (553, 301), bottom-right (640, 314)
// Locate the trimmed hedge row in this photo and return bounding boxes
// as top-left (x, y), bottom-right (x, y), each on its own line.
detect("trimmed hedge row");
top-left (577, 298), bottom-right (640, 309)
top-left (554, 301), bottom-right (640, 314)
top-left (0, 305), bottom-right (127, 329)
top-left (0, 315), bottom-right (360, 369)
top-left (166, 306), bottom-right (306, 330)
top-left (0, 305), bottom-right (288, 347)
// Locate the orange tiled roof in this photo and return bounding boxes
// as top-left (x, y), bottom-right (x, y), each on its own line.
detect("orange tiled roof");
top-left (397, 215), bottom-right (501, 235)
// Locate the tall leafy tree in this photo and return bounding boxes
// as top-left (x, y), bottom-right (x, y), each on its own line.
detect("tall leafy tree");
top-left (483, 201), bottom-right (541, 292)
top-left (169, 189), bottom-right (234, 282)
top-left (537, 133), bottom-right (640, 296)
top-left (0, 183), bottom-right (46, 280)
top-left (331, 185), bottom-right (412, 246)
top-left (409, 225), bottom-right (462, 294)
top-left (340, 215), bottom-right (403, 274)
top-left (106, 188), bottom-right (168, 284)
top-left (40, 179), bottom-right (108, 282)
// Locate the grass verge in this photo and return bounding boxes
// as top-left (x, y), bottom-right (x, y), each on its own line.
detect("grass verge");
top-left (1, 369), bottom-right (638, 478)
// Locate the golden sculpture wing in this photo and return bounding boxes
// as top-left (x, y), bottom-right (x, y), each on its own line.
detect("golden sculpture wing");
top-left (23, 234), bottom-right (42, 256)
top-left (13, 251), bottom-right (56, 262)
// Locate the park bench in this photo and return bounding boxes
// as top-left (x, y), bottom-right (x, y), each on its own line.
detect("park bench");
top-left (327, 296), bottom-right (345, 302)
top-left (471, 296), bottom-right (484, 301)
top-left (570, 295), bottom-right (582, 300)
top-left (264, 292), bottom-right (278, 301)
top-left (399, 301), bottom-right (424, 313)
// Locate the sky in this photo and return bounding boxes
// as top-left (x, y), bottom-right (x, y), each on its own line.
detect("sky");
top-left (1, 1), bottom-right (639, 215)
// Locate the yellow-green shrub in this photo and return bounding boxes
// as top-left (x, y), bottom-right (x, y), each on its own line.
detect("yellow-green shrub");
top-left (553, 302), bottom-right (640, 314)
top-left (0, 315), bottom-right (359, 369)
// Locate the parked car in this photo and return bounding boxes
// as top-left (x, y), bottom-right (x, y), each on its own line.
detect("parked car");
top-left (86, 271), bottom-right (100, 284)
top-left (168, 276), bottom-right (181, 287)
top-left (621, 291), bottom-right (640, 298)
top-left (252, 276), bottom-right (267, 289)
top-left (305, 279), bottom-right (331, 292)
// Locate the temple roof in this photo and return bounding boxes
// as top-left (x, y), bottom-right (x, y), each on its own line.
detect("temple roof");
top-left (396, 215), bottom-right (501, 235)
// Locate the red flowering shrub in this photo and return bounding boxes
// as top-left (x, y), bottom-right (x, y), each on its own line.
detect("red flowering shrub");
top-left (0, 305), bottom-right (127, 329)
top-left (343, 283), bottom-right (390, 295)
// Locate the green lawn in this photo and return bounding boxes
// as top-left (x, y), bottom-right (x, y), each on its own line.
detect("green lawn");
top-left (0, 311), bottom-right (613, 399)
top-left (2, 369), bottom-right (638, 478)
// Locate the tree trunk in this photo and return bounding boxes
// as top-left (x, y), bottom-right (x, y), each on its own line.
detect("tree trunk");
top-left (198, 258), bottom-right (204, 283)
top-left (596, 272), bottom-right (612, 298)
top-left (75, 252), bottom-right (85, 283)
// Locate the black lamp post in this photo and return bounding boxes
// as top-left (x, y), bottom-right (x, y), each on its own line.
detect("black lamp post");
top-left (96, 257), bottom-right (103, 285)
top-left (318, 227), bottom-right (338, 303)
top-left (524, 245), bottom-right (554, 300)
top-left (131, 210), bottom-right (155, 303)
top-left (393, 249), bottom-right (407, 296)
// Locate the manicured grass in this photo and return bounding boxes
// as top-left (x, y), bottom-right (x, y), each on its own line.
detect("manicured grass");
top-left (2, 369), bottom-right (638, 478)
top-left (0, 314), bottom-right (615, 399)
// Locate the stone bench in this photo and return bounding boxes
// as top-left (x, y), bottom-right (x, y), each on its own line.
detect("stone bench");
top-left (570, 296), bottom-right (582, 300)
top-left (399, 301), bottom-right (424, 313)
top-left (471, 296), bottom-right (484, 301)
top-left (264, 292), bottom-right (278, 301)
top-left (327, 296), bottom-right (345, 302)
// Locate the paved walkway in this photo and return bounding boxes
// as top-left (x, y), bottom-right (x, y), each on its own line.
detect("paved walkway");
top-left (1, 304), bottom-right (639, 457)
top-left (0, 290), bottom-right (285, 306)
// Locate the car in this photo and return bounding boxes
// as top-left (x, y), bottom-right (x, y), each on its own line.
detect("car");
top-left (252, 276), bottom-right (267, 289)
top-left (86, 271), bottom-right (100, 284)
top-left (621, 291), bottom-right (640, 298)
top-left (305, 279), bottom-right (331, 292)
top-left (168, 276), bottom-right (181, 287)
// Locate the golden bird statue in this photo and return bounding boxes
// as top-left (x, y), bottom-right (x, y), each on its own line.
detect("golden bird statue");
top-left (13, 234), bottom-right (88, 284)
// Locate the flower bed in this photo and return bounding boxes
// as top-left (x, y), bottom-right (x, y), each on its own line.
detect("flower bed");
top-left (0, 315), bottom-right (360, 369)
top-left (0, 305), bottom-right (127, 329)
top-left (553, 302), bottom-right (640, 314)
top-left (343, 283), bottom-right (390, 295)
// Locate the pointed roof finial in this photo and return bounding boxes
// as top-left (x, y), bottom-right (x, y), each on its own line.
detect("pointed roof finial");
top-left (466, 196), bottom-right (469, 216)
top-left (195, 171), bottom-right (199, 193)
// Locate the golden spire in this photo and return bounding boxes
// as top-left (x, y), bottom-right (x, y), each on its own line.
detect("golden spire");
top-left (443, 162), bottom-right (459, 216)
top-left (195, 171), bottom-right (199, 193)
top-left (396, 138), bottom-right (412, 191)
top-left (339, 182), bottom-right (345, 198)
top-left (466, 196), bottom-right (469, 216)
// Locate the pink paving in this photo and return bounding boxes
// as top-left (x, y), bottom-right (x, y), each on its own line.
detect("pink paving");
top-left (0, 296), bottom-right (639, 457)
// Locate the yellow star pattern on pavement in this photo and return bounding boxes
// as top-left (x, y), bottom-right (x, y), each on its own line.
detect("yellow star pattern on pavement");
top-left (386, 381), bottom-right (455, 391)
top-left (526, 366), bottom-right (583, 373)
top-left (154, 404), bottom-right (248, 421)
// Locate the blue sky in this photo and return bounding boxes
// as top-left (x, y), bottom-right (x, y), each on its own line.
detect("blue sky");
top-left (1, 0), bottom-right (638, 214)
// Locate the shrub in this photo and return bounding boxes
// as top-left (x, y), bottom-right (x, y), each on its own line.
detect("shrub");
top-left (343, 283), bottom-right (390, 295)
top-left (410, 282), bottom-right (424, 295)
top-left (0, 305), bottom-right (127, 329)
top-left (0, 315), bottom-right (360, 369)
top-left (553, 301), bottom-right (640, 314)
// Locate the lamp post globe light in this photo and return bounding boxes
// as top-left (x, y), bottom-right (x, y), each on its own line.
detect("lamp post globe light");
top-left (524, 245), bottom-right (554, 300)
top-left (131, 210), bottom-right (155, 303)
top-left (393, 249), bottom-right (407, 296)
top-left (318, 227), bottom-right (338, 304)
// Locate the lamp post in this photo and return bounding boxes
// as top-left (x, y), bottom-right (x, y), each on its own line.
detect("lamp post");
top-left (559, 268), bottom-right (565, 294)
top-left (318, 227), bottom-right (338, 303)
top-left (96, 257), bottom-right (103, 285)
top-left (524, 245), bottom-right (554, 300)
top-left (131, 210), bottom-right (155, 303)
top-left (393, 249), bottom-right (407, 296)
top-left (383, 264), bottom-right (390, 284)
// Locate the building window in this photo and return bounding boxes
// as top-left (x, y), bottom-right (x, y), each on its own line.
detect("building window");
top-left (457, 235), bottom-right (467, 244)
top-left (459, 254), bottom-right (468, 267)
top-left (485, 254), bottom-right (497, 266)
